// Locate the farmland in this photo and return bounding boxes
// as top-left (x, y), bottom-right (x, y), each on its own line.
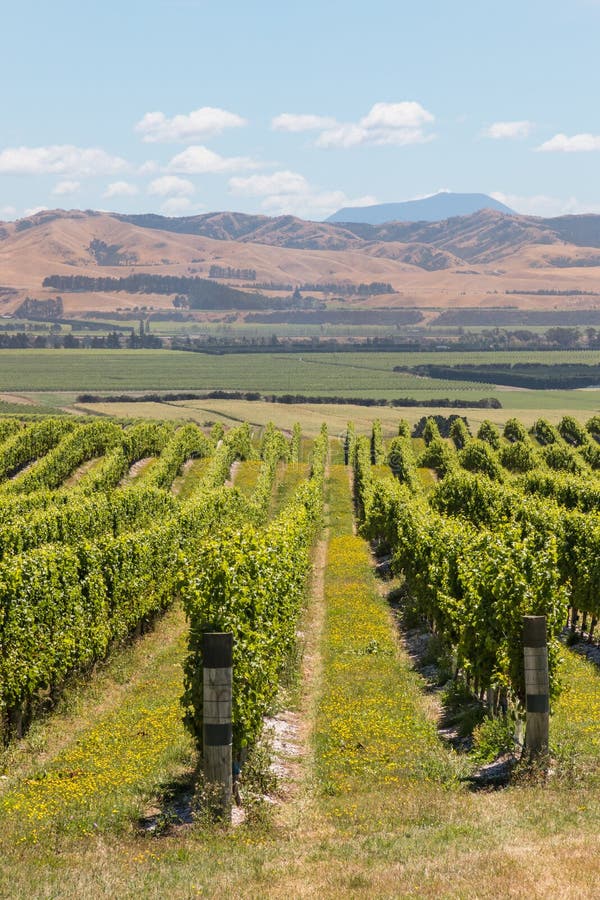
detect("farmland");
top-left (1, 411), bottom-right (600, 897)
top-left (1, 348), bottom-right (600, 394)
top-left (2, 350), bottom-right (600, 433)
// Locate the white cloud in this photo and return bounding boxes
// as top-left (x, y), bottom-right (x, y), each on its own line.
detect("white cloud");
top-left (537, 133), bottom-right (600, 152)
top-left (135, 107), bottom-right (246, 143)
top-left (52, 180), bottom-right (81, 195)
top-left (316, 124), bottom-right (369, 149)
top-left (103, 181), bottom-right (139, 198)
top-left (0, 205), bottom-right (16, 219)
top-left (0, 145), bottom-right (127, 177)
top-left (229, 170), bottom-right (309, 197)
top-left (271, 113), bottom-right (337, 132)
top-left (228, 168), bottom-right (376, 219)
top-left (148, 175), bottom-right (195, 197)
top-left (491, 190), bottom-right (600, 216)
top-left (483, 120), bottom-right (534, 140)
top-left (160, 197), bottom-right (199, 216)
top-left (271, 102), bottom-right (434, 149)
top-left (168, 145), bottom-right (259, 174)
top-left (137, 160), bottom-right (160, 175)
top-left (315, 101), bottom-right (435, 149)
top-left (361, 101), bottom-right (434, 131)
top-left (23, 206), bottom-right (48, 217)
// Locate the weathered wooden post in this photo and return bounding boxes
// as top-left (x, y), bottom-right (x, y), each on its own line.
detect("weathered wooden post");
top-left (523, 615), bottom-right (550, 757)
top-left (203, 632), bottom-right (233, 820)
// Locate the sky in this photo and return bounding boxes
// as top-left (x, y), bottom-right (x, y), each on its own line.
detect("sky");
top-left (2, 0), bottom-right (600, 222)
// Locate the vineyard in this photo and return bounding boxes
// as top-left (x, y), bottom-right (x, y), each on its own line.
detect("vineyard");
top-left (1, 411), bottom-right (600, 896)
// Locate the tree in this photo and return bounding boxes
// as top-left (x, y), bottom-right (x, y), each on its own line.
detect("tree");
top-left (545, 327), bottom-right (581, 348)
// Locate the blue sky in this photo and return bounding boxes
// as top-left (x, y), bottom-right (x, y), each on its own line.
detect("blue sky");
top-left (2, 0), bottom-right (600, 221)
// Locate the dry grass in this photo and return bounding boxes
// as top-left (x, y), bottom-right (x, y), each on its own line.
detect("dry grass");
top-left (4, 210), bottom-right (600, 315)
top-left (72, 396), bottom-right (600, 440)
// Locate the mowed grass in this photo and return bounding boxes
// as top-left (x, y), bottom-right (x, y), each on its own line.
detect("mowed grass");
top-left (232, 459), bottom-right (262, 497)
top-left (315, 466), bottom-right (457, 797)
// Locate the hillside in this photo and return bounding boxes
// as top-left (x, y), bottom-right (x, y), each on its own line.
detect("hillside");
top-left (1, 207), bottom-right (600, 315)
top-left (325, 191), bottom-right (515, 224)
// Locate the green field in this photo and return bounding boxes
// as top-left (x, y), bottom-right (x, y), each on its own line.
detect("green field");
top-left (0, 349), bottom-right (488, 395)
top-left (0, 350), bottom-right (599, 431)
top-left (3, 348), bottom-right (600, 396)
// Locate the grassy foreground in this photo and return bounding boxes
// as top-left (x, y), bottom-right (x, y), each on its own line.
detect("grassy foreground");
top-left (3, 459), bottom-right (600, 895)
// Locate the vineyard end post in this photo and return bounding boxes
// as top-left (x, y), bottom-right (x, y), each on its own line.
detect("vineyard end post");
top-left (202, 632), bottom-right (233, 821)
top-left (523, 615), bottom-right (549, 758)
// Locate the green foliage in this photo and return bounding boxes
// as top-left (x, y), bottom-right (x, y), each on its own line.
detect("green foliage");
top-left (586, 414), bottom-right (600, 441)
top-left (476, 420), bottom-right (500, 449)
top-left (519, 469), bottom-right (600, 511)
top-left (355, 443), bottom-right (569, 705)
top-left (1, 421), bottom-right (122, 494)
top-left (449, 417), bottom-right (470, 450)
top-left (499, 440), bottom-right (538, 473)
top-left (142, 423), bottom-right (212, 490)
top-left (542, 442), bottom-right (586, 475)
top-left (251, 422), bottom-right (289, 521)
top-left (459, 439), bottom-right (504, 480)
top-left (503, 418), bottom-right (528, 443)
top-left (180, 427), bottom-right (327, 754)
top-left (471, 714), bottom-right (515, 763)
top-left (532, 418), bottom-right (559, 446)
top-left (417, 438), bottom-right (458, 477)
top-left (423, 417), bottom-right (441, 446)
top-left (0, 418), bottom-right (74, 483)
top-left (0, 417), bottom-right (259, 732)
top-left (344, 422), bottom-right (356, 465)
top-left (387, 435), bottom-right (419, 492)
top-left (558, 415), bottom-right (588, 447)
top-left (580, 441), bottom-right (600, 470)
top-left (370, 419), bottom-right (385, 465)
top-left (210, 421), bottom-right (225, 444)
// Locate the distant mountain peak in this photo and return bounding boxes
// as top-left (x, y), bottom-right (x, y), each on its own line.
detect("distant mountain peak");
top-left (325, 192), bottom-right (515, 225)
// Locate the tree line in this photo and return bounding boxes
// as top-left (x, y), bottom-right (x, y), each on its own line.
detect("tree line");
top-left (42, 274), bottom-right (269, 310)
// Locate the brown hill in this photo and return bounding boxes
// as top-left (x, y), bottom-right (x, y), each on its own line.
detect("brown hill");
top-left (117, 208), bottom-right (600, 261)
top-left (1, 207), bottom-right (600, 315)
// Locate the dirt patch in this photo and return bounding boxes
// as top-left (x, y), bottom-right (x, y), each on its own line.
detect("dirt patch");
top-left (224, 459), bottom-right (241, 488)
top-left (171, 458), bottom-right (195, 496)
top-left (9, 460), bottom-right (35, 480)
top-left (264, 711), bottom-right (303, 799)
top-left (0, 393), bottom-right (35, 406)
top-left (62, 457), bottom-right (102, 488)
top-left (119, 456), bottom-right (155, 487)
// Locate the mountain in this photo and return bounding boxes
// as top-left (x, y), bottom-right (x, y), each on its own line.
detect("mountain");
top-left (2, 207), bottom-right (600, 317)
top-left (325, 192), bottom-right (515, 224)
top-left (116, 207), bottom-right (598, 264)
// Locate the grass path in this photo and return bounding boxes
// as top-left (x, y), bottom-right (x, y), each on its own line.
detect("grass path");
top-left (0, 606), bottom-right (193, 846)
top-left (314, 466), bottom-right (457, 798)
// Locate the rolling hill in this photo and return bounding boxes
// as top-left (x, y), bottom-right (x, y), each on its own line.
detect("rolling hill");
top-left (1, 206), bottom-right (600, 316)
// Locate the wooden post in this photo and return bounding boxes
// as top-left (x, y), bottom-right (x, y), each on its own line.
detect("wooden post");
top-left (523, 615), bottom-right (549, 757)
top-left (203, 632), bottom-right (233, 820)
